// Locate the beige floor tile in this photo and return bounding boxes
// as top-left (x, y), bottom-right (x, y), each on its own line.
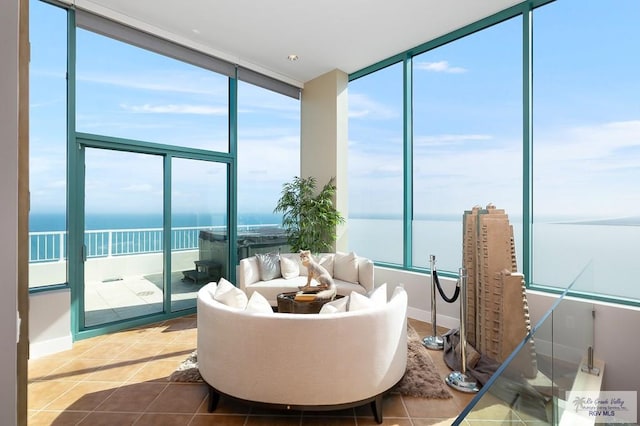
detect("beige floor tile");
top-left (28, 380), bottom-right (77, 410)
top-left (403, 394), bottom-right (464, 418)
top-left (145, 382), bottom-right (208, 413)
top-left (43, 358), bottom-right (110, 382)
top-left (127, 359), bottom-right (182, 383)
top-left (77, 411), bottom-right (142, 425)
top-left (27, 317), bottom-right (474, 425)
top-left (83, 359), bottom-right (147, 382)
top-left (28, 357), bottom-right (73, 382)
top-left (245, 415), bottom-right (304, 425)
top-left (45, 381), bottom-right (119, 411)
top-left (95, 382), bottom-right (167, 412)
top-left (298, 415), bottom-right (356, 425)
top-left (27, 409), bottom-right (90, 426)
top-left (190, 414), bottom-right (249, 425)
top-left (133, 412), bottom-right (194, 425)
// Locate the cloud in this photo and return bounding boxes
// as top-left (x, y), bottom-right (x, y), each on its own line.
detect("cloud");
top-left (415, 60), bottom-right (467, 74)
top-left (77, 71), bottom-right (226, 96)
top-left (120, 103), bottom-right (228, 115)
top-left (414, 134), bottom-right (493, 147)
top-left (122, 183), bottom-right (154, 192)
top-left (348, 93), bottom-right (398, 120)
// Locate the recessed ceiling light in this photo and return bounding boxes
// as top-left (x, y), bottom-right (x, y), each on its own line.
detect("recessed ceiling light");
top-left (287, 54), bottom-right (299, 62)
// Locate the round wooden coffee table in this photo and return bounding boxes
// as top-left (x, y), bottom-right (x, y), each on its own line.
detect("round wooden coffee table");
top-left (276, 292), bottom-right (342, 314)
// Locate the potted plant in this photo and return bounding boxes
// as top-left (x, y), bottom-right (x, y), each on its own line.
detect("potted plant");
top-left (274, 176), bottom-right (344, 253)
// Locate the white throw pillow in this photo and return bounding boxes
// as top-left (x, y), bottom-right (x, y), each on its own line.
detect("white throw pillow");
top-left (280, 255), bottom-right (300, 279)
top-left (206, 282), bottom-right (218, 298)
top-left (348, 291), bottom-right (375, 311)
top-left (369, 283), bottom-right (388, 306)
top-left (319, 296), bottom-right (349, 314)
top-left (255, 252), bottom-right (281, 281)
top-left (334, 252), bottom-right (359, 284)
top-left (245, 291), bottom-right (273, 314)
top-left (213, 278), bottom-right (248, 309)
top-left (317, 253), bottom-right (334, 276)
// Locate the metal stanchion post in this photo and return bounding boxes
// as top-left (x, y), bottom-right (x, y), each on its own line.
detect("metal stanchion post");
top-left (422, 255), bottom-right (443, 350)
top-left (445, 267), bottom-right (479, 393)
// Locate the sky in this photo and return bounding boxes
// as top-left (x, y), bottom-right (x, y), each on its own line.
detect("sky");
top-left (29, 0), bottom-right (639, 224)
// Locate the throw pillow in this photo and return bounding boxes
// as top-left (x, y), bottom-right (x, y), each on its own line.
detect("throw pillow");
top-left (245, 291), bottom-right (273, 314)
top-left (213, 278), bottom-right (248, 309)
top-left (369, 283), bottom-right (388, 306)
top-left (280, 254), bottom-right (300, 279)
top-left (334, 251), bottom-right (359, 284)
top-left (319, 296), bottom-right (349, 314)
top-left (317, 253), bottom-right (334, 276)
top-left (206, 282), bottom-right (218, 299)
top-left (348, 291), bottom-right (375, 311)
top-left (255, 252), bottom-right (281, 281)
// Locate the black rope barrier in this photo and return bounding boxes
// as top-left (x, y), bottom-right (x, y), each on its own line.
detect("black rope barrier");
top-left (433, 269), bottom-right (460, 303)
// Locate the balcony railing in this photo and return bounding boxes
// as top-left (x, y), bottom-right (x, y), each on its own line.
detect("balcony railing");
top-left (28, 224), bottom-right (281, 263)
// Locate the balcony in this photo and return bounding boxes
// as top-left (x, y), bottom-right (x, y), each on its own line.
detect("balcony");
top-left (29, 225), bottom-right (288, 326)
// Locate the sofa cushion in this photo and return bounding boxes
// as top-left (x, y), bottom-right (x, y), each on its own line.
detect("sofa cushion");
top-left (319, 296), bottom-right (349, 314)
top-left (316, 253), bottom-right (334, 276)
top-left (348, 283), bottom-right (387, 311)
top-left (206, 282), bottom-right (218, 298)
top-left (255, 252), bottom-right (281, 281)
top-left (348, 291), bottom-right (374, 311)
top-left (280, 254), bottom-right (300, 279)
top-left (334, 252), bottom-right (359, 284)
top-left (214, 278), bottom-right (248, 309)
top-left (245, 291), bottom-right (273, 314)
top-left (369, 283), bottom-right (388, 306)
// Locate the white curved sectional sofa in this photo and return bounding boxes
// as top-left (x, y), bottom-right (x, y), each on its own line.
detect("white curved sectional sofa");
top-left (239, 251), bottom-right (375, 306)
top-left (196, 282), bottom-right (408, 423)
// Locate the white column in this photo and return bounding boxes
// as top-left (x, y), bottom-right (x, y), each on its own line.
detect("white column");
top-left (300, 69), bottom-right (349, 252)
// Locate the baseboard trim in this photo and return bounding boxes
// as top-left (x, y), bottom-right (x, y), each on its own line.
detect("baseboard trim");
top-left (30, 335), bottom-right (72, 359)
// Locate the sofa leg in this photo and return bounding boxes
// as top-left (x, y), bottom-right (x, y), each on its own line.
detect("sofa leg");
top-left (208, 385), bottom-right (220, 412)
top-left (370, 394), bottom-right (383, 424)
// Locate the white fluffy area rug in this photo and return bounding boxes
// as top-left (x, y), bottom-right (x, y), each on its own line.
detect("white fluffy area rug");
top-left (170, 324), bottom-right (452, 399)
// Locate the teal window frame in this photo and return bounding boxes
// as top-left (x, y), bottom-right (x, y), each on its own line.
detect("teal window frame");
top-left (29, 2), bottom-right (300, 340)
top-left (348, 0), bottom-right (640, 307)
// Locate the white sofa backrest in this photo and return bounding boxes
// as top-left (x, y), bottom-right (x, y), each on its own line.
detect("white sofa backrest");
top-left (239, 252), bottom-right (374, 293)
top-left (197, 283), bottom-right (407, 407)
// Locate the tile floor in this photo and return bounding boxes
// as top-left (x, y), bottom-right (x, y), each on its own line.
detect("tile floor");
top-left (28, 316), bottom-right (516, 425)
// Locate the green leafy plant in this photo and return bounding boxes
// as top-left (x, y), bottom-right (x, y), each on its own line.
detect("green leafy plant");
top-left (274, 176), bottom-right (344, 253)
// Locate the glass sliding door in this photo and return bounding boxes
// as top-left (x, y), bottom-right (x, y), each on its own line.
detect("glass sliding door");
top-left (83, 148), bottom-right (164, 327)
top-left (170, 158), bottom-right (228, 312)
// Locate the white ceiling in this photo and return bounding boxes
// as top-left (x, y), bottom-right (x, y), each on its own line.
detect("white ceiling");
top-left (72, 0), bottom-right (522, 88)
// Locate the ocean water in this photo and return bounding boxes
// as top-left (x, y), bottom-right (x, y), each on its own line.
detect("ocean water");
top-left (29, 212), bottom-right (640, 301)
top-left (347, 217), bottom-right (640, 301)
top-left (29, 212), bottom-right (284, 232)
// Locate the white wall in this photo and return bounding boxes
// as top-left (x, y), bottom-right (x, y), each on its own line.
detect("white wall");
top-left (376, 266), bottom-right (461, 330)
top-left (30, 289), bottom-right (72, 358)
top-left (0, 0), bottom-right (20, 422)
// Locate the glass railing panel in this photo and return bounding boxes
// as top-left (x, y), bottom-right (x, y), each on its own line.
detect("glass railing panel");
top-left (454, 261), bottom-right (595, 425)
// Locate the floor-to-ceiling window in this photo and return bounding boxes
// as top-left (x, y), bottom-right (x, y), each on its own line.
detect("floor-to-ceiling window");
top-left (74, 22), bottom-right (232, 330)
top-left (29, 1), bottom-right (300, 336)
top-left (75, 28), bottom-right (229, 152)
top-left (237, 80), bottom-right (300, 243)
top-left (348, 1), bottom-right (639, 306)
top-left (28, 0), bottom-right (68, 289)
top-left (348, 62), bottom-right (404, 264)
top-left (531, 0), bottom-right (640, 300)
top-left (412, 17), bottom-right (523, 273)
